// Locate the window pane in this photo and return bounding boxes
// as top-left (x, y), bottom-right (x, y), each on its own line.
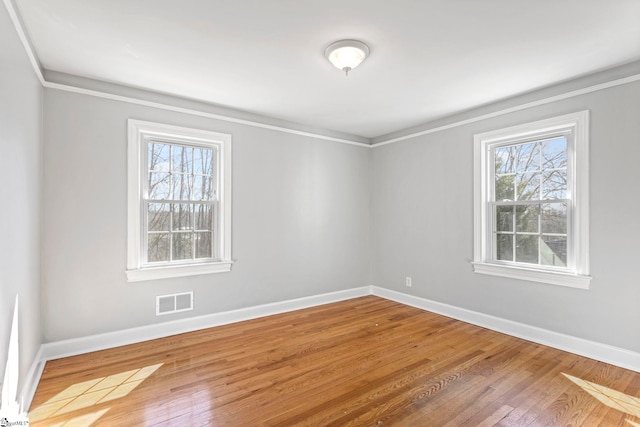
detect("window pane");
top-left (148, 143), bottom-right (170, 172)
top-left (516, 235), bottom-right (538, 264)
top-left (495, 146), bottom-right (516, 174)
top-left (496, 205), bottom-right (513, 232)
top-left (516, 172), bottom-right (541, 200)
top-left (193, 147), bottom-right (213, 175)
top-left (148, 172), bottom-right (171, 200)
top-left (172, 204), bottom-right (193, 231)
top-left (516, 142), bottom-right (540, 172)
top-left (195, 232), bottom-right (212, 259)
top-left (516, 205), bottom-right (539, 233)
top-left (496, 234), bottom-right (513, 261)
top-left (171, 145), bottom-right (193, 173)
top-left (495, 175), bottom-right (515, 201)
top-left (541, 203), bottom-right (567, 234)
top-left (542, 137), bottom-right (567, 170)
top-left (172, 233), bottom-right (193, 260)
top-left (192, 176), bottom-right (212, 201)
top-left (541, 235), bottom-right (567, 267)
top-left (148, 233), bottom-right (169, 262)
top-left (194, 204), bottom-right (213, 231)
top-left (172, 173), bottom-right (193, 200)
top-left (148, 203), bottom-right (170, 231)
top-left (542, 170), bottom-right (567, 200)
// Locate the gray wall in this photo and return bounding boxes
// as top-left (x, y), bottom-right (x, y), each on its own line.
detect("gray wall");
top-left (42, 89), bottom-right (371, 342)
top-left (372, 79), bottom-right (640, 353)
top-left (6, 0), bottom-right (639, 367)
top-left (0, 5), bottom-right (43, 396)
top-left (39, 69), bottom-right (640, 357)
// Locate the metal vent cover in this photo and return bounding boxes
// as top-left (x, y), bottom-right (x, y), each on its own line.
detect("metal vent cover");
top-left (156, 291), bottom-right (193, 315)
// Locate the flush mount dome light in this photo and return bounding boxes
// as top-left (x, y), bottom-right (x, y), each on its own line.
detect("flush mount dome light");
top-left (324, 39), bottom-right (370, 76)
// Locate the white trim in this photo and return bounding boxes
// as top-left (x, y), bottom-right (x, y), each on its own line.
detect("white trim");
top-left (127, 119), bottom-right (233, 281)
top-left (1, 0), bottom-right (370, 148)
top-left (220, 125), bottom-right (233, 262)
top-left (472, 111), bottom-right (590, 288)
top-left (2, 297), bottom-right (20, 414)
top-left (18, 346), bottom-right (45, 414)
top-left (4, 0), bottom-right (640, 148)
top-left (373, 73), bottom-right (640, 147)
top-left (126, 120), bottom-right (142, 271)
top-left (372, 287), bottom-right (640, 373)
top-left (45, 82), bottom-right (371, 147)
top-left (24, 285), bottom-right (640, 411)
top-left (472, 262), bottom-right (590, 289)
top-left (127, 260), bottom-right (233, 282)
top-left (44, 74), bottom-right (640, 149)
top-left (3, 0), bottom-right (369, 146)
top-left (3, 1), bottom-right (46, 412)
top-left (35, 285), bottom-right (640, 372)
top-left (5, 0), bottom-right (640, 149)
top-left (2, 0), bottom-right (45, 85)
top-left (40, 286), bottom-right (372, 362)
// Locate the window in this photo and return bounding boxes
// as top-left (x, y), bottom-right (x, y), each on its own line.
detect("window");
top-left (473, 111), bottom-right (590, 288)
top-left (127, 120), bottom-right (232, 282)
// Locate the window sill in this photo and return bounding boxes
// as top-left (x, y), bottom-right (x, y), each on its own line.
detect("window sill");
top-left (126, 261), bottom-right (233, 282)
top-left (472, 262), bottom-right (591, 289)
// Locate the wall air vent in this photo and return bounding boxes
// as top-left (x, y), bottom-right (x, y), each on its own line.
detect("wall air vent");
top-left (156, 291), bottom-right (193, 316)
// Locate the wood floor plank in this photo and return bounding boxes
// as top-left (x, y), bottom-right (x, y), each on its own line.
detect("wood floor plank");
top-left (28, 296), bottom-right (640, 426)
top-left (439, 344), bottom-right (549, 426)
top-left (394, 342), bottom-right (531, 426)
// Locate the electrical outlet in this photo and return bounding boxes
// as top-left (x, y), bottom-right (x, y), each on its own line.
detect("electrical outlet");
top-left (405, 277), bottom-right (412, 287)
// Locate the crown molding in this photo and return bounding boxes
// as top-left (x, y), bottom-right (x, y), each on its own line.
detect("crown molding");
top-left (6, 0), bottom-right (640, 150)
top-left (372, 68), bottom-right (640, 146)
top-left (3, 0), bottom-right (44, 85)
top-left (44, 80), bottom-right (372, 147)
top-left (3, 0), bottom-right (371, 148)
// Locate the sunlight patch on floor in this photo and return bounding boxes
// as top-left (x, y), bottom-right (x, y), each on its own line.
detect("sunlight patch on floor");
top-left (29, 363), bottom-right (163, 424)
top-left (562, 372), bottom-right (640, 419)
top-left (46, 408), bottom-right (110, 427)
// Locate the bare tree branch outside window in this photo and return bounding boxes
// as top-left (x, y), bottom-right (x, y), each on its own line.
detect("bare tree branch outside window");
top-left (146, 142), bottom-right (216, 264)
top-left (493, 136), bottom-right (568, 267)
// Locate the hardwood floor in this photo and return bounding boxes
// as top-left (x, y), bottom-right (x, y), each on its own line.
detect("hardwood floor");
top-left (29, 296), bottom-right (640, 426)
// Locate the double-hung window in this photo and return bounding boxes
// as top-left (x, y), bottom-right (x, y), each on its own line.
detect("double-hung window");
top-left (473, 111), bottom-right (590, 288)
top-left (127, 120), bottom-right (232, 282)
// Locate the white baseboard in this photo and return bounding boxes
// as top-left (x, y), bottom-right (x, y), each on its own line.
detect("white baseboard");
top-left (371, 286), bottom-right (640, 373)
top-left (22, 286), bottom-right (371, 411)
top-left (18, 345), bottom-right (45, 415)
top-left (25, 284), bottom-right (640, 411)
top-left (41, 286), bottom-right (372, 362)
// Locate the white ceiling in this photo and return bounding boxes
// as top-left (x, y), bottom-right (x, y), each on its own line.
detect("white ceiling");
top-left (15, 0), bottom-right (640, 139)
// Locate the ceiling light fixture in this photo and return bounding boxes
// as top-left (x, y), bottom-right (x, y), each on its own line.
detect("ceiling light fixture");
top-left (324, 39), bottom-right (370, 76)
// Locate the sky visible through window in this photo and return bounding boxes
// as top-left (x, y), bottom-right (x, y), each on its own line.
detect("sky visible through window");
top-left (145, 141), bottom-right (217, 263)
top-left (492, 136), bottom-right (568, 267)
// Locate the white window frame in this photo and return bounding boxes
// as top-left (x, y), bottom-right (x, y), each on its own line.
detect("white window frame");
top-left (473, 111), bottom-right (590, 289)
top-left (126, 119), bottom-right (233, 282)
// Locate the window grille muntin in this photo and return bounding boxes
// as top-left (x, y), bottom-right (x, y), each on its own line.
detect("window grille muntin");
top-left (126, 119), bottom-right (233, 282)
top-left (142, 138), bottom-right (220, 266)
top-left (488, 133), bottom-right (572, 271)
top-left (472, 111), bottom-right (590, 288)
